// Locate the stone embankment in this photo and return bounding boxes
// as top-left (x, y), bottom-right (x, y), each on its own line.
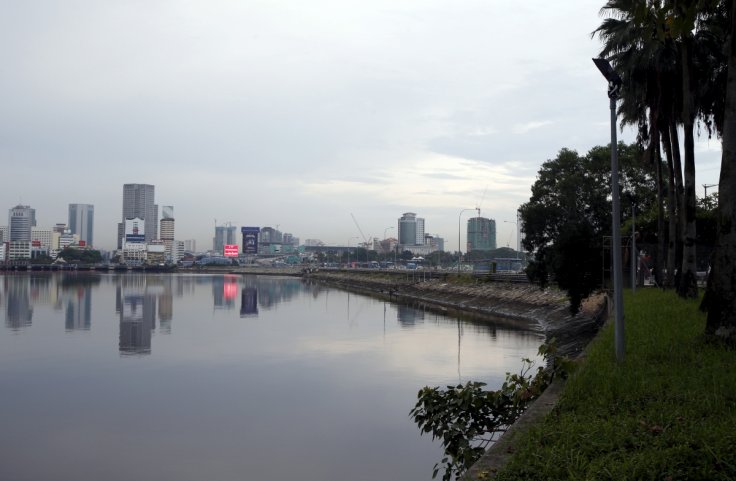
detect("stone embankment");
top-left (304, 271), bottom-right (608, 359)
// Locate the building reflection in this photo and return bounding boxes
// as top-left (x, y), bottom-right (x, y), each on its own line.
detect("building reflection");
top-left (158, 276), bottom-right (173, 334)
top-left (116, 275), bottom-right (156, 356)
top-left (4, 276), bottom-right (33, 330)
top-left (254, 277), bottom-right (303, 310)
top-left (240, 286), bottom-right (258, 317)
top-left (213, 275), bottom-right (239, 310)
top-left (396, 304), bottom-right (425, 327)
top-left (214, 276), bottom-right (306, 318)
top-left (57, 275), bottom-right (100, 331)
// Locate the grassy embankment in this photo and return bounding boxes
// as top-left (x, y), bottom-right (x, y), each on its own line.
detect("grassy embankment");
top-left (490, 289), bottom-right (736, 481)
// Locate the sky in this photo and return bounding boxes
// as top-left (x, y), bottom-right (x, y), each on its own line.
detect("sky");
top-left (0, 0), bottom-right (723, 252)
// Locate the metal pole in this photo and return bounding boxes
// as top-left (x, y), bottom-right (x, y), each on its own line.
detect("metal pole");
top-left (458, 215), bottom-right (462, 274)
top-left (610, 96), bottom-right (625, 362)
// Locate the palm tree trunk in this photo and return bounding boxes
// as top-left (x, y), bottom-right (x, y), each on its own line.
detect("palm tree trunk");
top-left (650, 113), bottom-right (666, 287)
top-left (670, 122), bottom-right (684, 271)
top-left (678, 38), bottom-right (698, 298)
top-left (661, 126), bottom-right (677, 287)
top-left (702, 0), bottom-right (736, 340)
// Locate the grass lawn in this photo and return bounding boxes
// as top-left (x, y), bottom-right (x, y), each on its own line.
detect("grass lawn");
top-left (492, 289), bottom-right (736, 481)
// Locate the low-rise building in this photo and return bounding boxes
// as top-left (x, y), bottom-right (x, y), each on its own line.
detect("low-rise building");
top-left (146, 242), bottom-right (166, 265)
top-left (8, 241), bottom-right (31, 260)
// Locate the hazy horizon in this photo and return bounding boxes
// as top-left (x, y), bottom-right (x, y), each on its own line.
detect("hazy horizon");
top-left (1, 1), bottom-right (722, 251)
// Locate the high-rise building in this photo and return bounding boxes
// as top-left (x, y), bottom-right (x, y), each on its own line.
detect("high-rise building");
top-left (214, 225), bottom-right (237, 254)
top-left (119, 184), bottom-right (156, 248)
top-left (398, 212), bottom-right (425, 247)
top-left (162, 205), bottom-right (174, 220)
top-left (68, 204), bottom-right (94, 246)
top-left (160, 217), bottom-right (175, 262)
top-left (467, 216), bottom-right (497, 251)
top-left (8, 205), bottom-right (35, 242)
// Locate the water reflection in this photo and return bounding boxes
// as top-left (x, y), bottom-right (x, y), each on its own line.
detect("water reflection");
top-left (58, 276), bottom-right (100, 331)
top-left (240, 287), bottom-right (258, 317)
top-left (4, 275), bottom-right (33, 330)
top-left (397, 304), bottom-right (424, 326)
top-left (0, 272), bottom-right (545, 481)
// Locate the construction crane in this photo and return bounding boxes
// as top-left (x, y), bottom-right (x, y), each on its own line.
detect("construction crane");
top-left (475, 185), bottom-right (488, 218)
top-left (351, 213), bottom-right (368, 245)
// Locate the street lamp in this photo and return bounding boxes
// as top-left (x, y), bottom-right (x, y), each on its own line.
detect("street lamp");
top-left (504, 220), bottom-right (519, 260)
top-left (593, 57), bottom-right (625, 362)
top-left (458, 208), bottom-right (474, 274)
top-left (347, 236), bottom-right (359, 268)
top-left (703, 183), bottom-right (718, 198)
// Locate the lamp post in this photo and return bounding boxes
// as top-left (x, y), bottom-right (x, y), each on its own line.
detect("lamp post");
top-left (504, 220), bottom-right (519, 260)
top-left (347, 236), bottom-right (358, 268)
top-left (703, 183), bottom-right (718, 199)
top-left (458, 208), bottom-right (474, 274)
top-left (593, 57), bottom-right (625, 362)
top-left (383, 227), bottom-right (394, 267)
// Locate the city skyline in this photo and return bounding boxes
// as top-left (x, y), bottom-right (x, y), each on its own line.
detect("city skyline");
top-left (0, 2), bottom-right (723, 251)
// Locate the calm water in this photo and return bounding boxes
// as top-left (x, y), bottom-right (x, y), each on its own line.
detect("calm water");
top-left (0, 273), bottom-right (544, 481)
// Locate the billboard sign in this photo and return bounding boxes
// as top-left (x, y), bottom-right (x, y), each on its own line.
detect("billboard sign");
top-left (126, 234), bottom-right (145, 244)
top-left (224, 244), bottom-right (239, 257)
top-left (241, 227), bottom-right (260, 254)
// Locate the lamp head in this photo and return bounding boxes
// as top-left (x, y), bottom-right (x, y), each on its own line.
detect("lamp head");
top-left (592, 58), bottom-right (622, 99)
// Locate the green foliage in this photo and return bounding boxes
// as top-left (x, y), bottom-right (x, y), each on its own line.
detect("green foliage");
top-left (57, 248), bottom-right (102, 264)
top-left (410, 341), bottom-right (568, 481)
top-left (520, 143), bottom-right (655, 313)
top-left (494, 290), bottom-right (736, 481)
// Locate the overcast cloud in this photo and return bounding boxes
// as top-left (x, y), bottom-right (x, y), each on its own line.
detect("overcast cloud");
top-left (0, 0), bottom-right (722, 251)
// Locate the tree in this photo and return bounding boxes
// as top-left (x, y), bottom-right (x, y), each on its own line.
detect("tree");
top-left (57, 248), bottom-right (102, 264)
top-left (594, 0), bottom-right (732, 296)
top-left (701, 0), bottom-right (736, 342)
top-left (595, 0), bottom-right (683, 287)
top-left (520, 143), bottom-right (656, 314)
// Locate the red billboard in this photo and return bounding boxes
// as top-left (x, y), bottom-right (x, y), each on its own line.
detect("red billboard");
top-left (224, 244), bottom-right (239, 257)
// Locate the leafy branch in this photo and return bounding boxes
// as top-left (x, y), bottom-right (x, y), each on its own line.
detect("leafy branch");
top-left (409, 340), bottom-right (569, 481)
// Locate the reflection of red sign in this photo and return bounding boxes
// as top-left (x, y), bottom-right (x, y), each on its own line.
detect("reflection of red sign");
top-left (224, 281), bottom-right (238, 300)
top-left (32, 240), bottom-right (41, 247)
top-left (224, 244), bottom-right (239, 257)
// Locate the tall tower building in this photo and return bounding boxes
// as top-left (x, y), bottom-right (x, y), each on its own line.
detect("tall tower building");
top-left (214, 224), bottom-right (238, 254)
top-left (160, 205), bottom-right (179, 262)
top-left (119, 184), bottom-right (156, 248)
top-left (8, 205), bottom-right (35, 241)
top-left (398, 212), bottom-right (425, 247)
top-left (68, 204), bottom-right (94, 246)
top-left (467, 217), bottom-right (497, 252)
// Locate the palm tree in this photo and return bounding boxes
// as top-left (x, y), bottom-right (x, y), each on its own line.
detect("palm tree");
top-left (702, 0), bottom-right (736, 340)
top-left (594, 0), bottom-right (680, 286)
